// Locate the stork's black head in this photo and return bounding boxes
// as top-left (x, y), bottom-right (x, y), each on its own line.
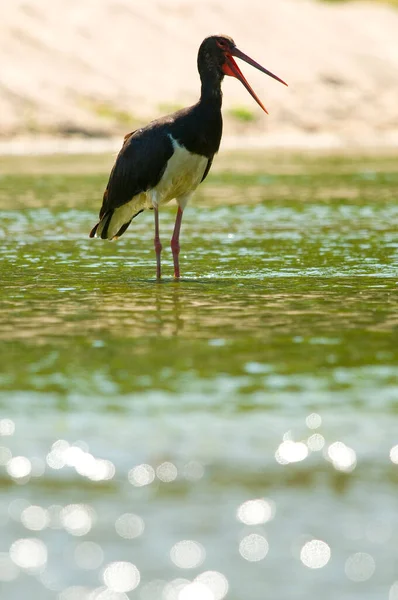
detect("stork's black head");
top-left (197, 34), bottom-right (287, 113)
top-left (197, 35), bottom-right (236, 83)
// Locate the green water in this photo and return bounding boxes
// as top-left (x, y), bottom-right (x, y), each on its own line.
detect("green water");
top-left (0, 151), bottom-right (397, 600)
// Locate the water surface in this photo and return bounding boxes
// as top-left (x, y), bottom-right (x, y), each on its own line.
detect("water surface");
top-left (0, 151), bottom-right (397, 600)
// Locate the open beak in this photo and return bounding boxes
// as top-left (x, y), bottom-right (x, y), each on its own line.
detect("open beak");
top-left (223, 47), bottom-right (287, 114)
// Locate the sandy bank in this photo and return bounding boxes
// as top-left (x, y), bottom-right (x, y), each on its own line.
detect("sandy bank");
top-left (1, 0), bottom-right (398, 148)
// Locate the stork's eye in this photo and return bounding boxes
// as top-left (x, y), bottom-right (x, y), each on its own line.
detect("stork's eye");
top-left (216, 40), bottom-right (228, 50)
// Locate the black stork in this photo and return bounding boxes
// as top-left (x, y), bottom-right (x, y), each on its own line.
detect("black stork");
top-left (89, 34), bottom-right (287, 279)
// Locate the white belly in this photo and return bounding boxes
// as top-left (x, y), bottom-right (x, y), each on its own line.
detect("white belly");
top-left (152, 135), bottom-right (208, 205)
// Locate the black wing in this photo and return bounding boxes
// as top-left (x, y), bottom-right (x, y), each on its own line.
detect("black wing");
top-left (99, 123), bottom-right (174, 219)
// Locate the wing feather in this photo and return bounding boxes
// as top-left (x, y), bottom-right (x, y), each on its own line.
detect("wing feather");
top-left (99, 125), bottom-right (174, 218)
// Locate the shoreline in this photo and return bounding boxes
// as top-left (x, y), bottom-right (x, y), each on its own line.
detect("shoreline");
top-left (1, 133), bottom-right (398, 156)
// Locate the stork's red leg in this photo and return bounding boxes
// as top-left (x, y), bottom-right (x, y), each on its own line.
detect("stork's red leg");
top-left (171, 206), bottom-right (184, 279)
top-left (153, 205), bottom-right (162, 279)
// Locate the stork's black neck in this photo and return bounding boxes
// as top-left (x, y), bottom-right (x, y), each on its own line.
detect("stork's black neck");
top-left (199, 74), bottom-right (223, 107)
top-left (197, 42), bottom-right (225, 109)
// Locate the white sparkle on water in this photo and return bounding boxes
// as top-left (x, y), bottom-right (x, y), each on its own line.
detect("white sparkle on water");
top-left (239, 534), bottom-right (269, 562)
top-left (163, 578), bottom-right (190, 600)
top-left (345, 552), bottom-right (375, 582)
top-left (194, 571), bottom-right (229, 600)
top-left (389, 445), bottom-right (398, 464)
top-left (307, 433), bottom-right (325, 451)
top-left (305, 413), bottom-right (322, 429)
top-left (390, 581), bottom-right (398, 600)
top-left (179, 582), bottom-right (213, 600)
top-left (0, 419), bottom-right (15, 436)
top-left (275, 440), bottom-right (308, 464)
top-left (60, 504), bottom-right (95, 536)
top-left (300, 539), bottom-right (331, 569)
top-left (170, 541), bottom-right (205, 569)
top-left (20, 505), bottom-right (49, 531)
top-left (236, 498), bottom-right (275, 525)
top-left (327, 442), bottom-right (357, 472)
top-left (156, 462), bottom-right (178, 482)
top-left (128, 464), bottom-right (155, 487)
top-left (7, 456), bottom-right (32, 479)
top-left (102, 561), bottom-right (140, 593)
top-left (115, 513), bottom-right (144, 539)
top-left (9, 538), bottom-right (47, 571)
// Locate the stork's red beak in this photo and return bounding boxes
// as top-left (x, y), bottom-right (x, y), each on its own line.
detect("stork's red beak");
top-left (222, 47), bottom-right (287, 114)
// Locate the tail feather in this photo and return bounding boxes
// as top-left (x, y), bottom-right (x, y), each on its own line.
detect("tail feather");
top-left (89, 222), bottom-right (99, 238)
top-left (89, 209), bottom-right (144, 240)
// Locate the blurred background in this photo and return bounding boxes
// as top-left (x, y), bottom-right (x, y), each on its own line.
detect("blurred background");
top-left (0, 2), bottom-right (398, 600)
top-left (1, 0), bottom-right (398, 148)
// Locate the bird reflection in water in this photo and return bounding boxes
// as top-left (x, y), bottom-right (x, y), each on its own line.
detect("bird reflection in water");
top-left (154, 282), bottom-right (185, 337)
